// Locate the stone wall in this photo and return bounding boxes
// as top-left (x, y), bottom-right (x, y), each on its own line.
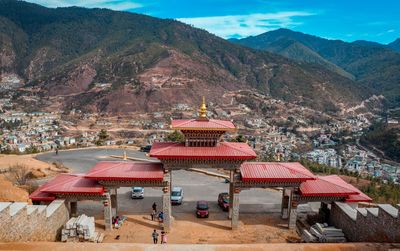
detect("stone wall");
top-left (330, 202), bottom-right (400, 242)
top-left (0, 200), bottom-right (69, 242)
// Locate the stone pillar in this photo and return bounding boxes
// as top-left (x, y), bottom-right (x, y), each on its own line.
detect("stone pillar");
top-left (288, 190), bottom-right (298, 229)
top-left (288, 205), bottom-right (298, 229)
top-left (162, 171), bottom-right (172, 232)
top-left (103, 193), bottom-right (112, 231)
top-left (281, 189), bottom-right (290, 219)
top-left (228, 170), bottom-right (234, 219)
top-left (110, 188), bottom-right (118, 218)
top-left (231, 186), bottom-right (240, 230)
top-left (70, 201), bottom-right (77, 217)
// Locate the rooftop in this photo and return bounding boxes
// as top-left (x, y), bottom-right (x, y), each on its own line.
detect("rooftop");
top-left (300, 175), bottom-right (372, 202)
top-left (149, 142), bottom-right (257, 159)
top-left (171, 119), bottom-right (236, 131)
top-left (85, 161), bottom-right (164, 181)
top-left (32, 173), bottom-right (104, 196)
top-left (240, 162), bottom-right (315, 182)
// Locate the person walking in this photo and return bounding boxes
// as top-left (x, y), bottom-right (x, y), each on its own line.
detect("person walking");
top-left (152, 202), bottom-right (157, 212)
top-left (152, 229), bottom-right (159, 244)
top-left (161, 231), bottom-right (167, 244)
top-left (151, 209), bottom-right (156, 221)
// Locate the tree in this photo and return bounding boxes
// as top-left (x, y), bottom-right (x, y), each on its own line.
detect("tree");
top-left (230, 134), bottom-right (246, 143)
top-left (165, 131), bottom-right (185, 143)
top-left (96, 129), bottom-right (109, 145)
top-left (6, 164), bottom-right (30, 185)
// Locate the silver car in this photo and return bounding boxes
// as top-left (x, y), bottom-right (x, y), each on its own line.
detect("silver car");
top-left (131, 187), bottom-right (144, 199)
top-left (171, 187), bottom-right (183, 205)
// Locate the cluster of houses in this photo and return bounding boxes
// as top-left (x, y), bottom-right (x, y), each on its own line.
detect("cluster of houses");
top-left (0, 111), bottom-right (63, 153)
top-left (343, 145), bottom-right (400, 183)
top-left (306, 148), bottom-right (342, 168)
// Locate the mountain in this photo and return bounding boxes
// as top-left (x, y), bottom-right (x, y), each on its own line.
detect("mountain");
top-left (0, 1), bottom-right (370, 114)
top-left (232, 28), bottom-right (400, 108)
top-left (388, 38), bottom-right (400, 52)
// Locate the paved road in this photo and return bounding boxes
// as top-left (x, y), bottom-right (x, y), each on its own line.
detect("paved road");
top-left (36, 148), bottom-right (286, 216)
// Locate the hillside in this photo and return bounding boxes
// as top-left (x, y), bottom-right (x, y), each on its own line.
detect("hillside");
top-left (389, 38), bottom-right (400, 52)
top-left (0, 0), bottom-right (371, 114)
top-left (232, 28), bottom-right (400, 108)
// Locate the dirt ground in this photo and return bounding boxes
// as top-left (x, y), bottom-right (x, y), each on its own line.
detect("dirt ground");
top-left (0, 154), bottom-right (69, 203)
top-left (93, 213), bottom-right (299, 244)
top-left (0, 174), bottom-right (29, 202)
top-left (0, 154), bottom-right (65, 175)
top-left (1, 242), bottom-right (398, 251)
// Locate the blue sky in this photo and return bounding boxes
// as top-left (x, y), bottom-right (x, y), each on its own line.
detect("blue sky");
top-left (27, 0), bottom-right (400, 44)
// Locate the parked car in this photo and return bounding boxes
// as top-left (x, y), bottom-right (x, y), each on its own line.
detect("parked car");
top-left (171, 187), bottom-right (184, 205)
top-left (140, 145), bottom-right (152, 152)
top-left (196, 200), bottom-right (209, 218)
top-left (131, 187), bottom-right (144, 199)
top-left (218, 192), bottom-right (229, 211)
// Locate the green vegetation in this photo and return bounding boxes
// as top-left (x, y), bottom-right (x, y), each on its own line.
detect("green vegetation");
top-left (360, 122), bottom-right (400, 162)
top-left (0, 119), bottom-right (22, 130)
top-left (0, 0), bottom-right (371, 112)
top-left (233, 28), bottom-right (400, 108)
top-left (96, 129), bottom-right (109, 146)
top-left (165, 130), bottom-right (185, 143)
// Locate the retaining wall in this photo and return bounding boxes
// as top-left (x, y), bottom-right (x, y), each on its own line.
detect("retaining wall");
top-left (0, 200), bottom-right (69, 242)
top-left (330, 202), bottom-right (400, 242)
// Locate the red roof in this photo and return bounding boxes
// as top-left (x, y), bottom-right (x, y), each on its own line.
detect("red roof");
top-left (322, 175), bottom-right (372, 202)
top-left (39, 173), bottom-right (104, 194)
top-left (171, 119), bottom-right (236, 131)
top-left (300, 175), bottom-right (360, 197)
top-left (85, 161), bottom-right (164, 181)
top-left (29, 189), bottom-right (56, 201)
top-left (240, 162), bottom-right (315, 182)
top-left (149, 142), bottom-right (257, 159)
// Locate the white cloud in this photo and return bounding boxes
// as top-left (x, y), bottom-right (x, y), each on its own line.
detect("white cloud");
top-left (178, 11), bottom-right (315, 38)
top-left (28, 0), bottom-right (142, 11)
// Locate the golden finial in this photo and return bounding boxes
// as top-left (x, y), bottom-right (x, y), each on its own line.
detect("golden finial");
top-left (123, 148), bottom-right (127, 161)
top-left (198, 96), bottom-right (208, 120)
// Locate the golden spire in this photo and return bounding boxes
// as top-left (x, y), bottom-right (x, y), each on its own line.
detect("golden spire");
top-left (198, 96), bottom-right (208, 120)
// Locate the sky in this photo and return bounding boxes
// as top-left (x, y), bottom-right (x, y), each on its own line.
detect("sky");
top-left (26, 0), bottom-right (400, 44)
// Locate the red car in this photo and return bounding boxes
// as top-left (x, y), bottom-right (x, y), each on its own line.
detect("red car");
top-left (218, 192), bottom-right (229, 211)
top-left (196, 201), bottom-right (209, 218)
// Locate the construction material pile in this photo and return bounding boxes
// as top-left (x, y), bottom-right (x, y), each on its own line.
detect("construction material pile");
top-left (302, 223), bottom-right (346, 243)
top-left (61, 214), bottom-right (104, 243)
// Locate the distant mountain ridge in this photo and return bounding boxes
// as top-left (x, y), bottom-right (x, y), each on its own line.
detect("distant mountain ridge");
top-left (388, 38), bottom-right (400, 52)
top-left (0, 1), bottom-right (372, 114)
top-left (232, 29), bottom-right (400, 108)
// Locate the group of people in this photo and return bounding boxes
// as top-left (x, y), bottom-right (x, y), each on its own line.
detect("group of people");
top-left (151, 202), bottom-right (164, 222)
top-left (152, 229), bottom-right (167, 244)
top-left (150, 202), bottom-right (167, 244)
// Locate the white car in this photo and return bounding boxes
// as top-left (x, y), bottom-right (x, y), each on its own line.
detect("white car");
top-left (171, 187), bottom-right (184, 205)
top-left (131, 187), bottom-right (144, 199)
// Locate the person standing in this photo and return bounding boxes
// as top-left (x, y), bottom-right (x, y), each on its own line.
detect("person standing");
top-left (151, 209), bottom-right (156, 221)
top-left (161, 231), bottom-right (167, 244)
top-left (152, 229), bottom-right (159, 244)
top-left (152, 202), bottom-right (157, 212)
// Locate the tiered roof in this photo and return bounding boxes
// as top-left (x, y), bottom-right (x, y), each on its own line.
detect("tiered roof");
top-left (240, 162), bottom-right (315, 182)
top-left (149, 142), bottom-right (257, 159)
top-left (171, 119), bottom-right (236, 131)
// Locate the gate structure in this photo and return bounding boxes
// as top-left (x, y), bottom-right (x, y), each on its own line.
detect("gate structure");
top-left (30, 98), bottom-right (372, 232)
